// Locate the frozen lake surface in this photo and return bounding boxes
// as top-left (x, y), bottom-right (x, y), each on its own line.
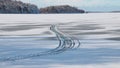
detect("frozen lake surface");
top-left (0, 13), bottom-right (120, 68)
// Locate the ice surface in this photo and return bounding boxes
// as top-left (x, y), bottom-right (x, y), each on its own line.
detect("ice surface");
top-left (0, 13), bottom-right (120, 68)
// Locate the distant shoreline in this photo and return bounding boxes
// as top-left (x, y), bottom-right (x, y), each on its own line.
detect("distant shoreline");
top-left (0, 0), bottom-right (85, 14)
top-left (0, 0), bottom-right (119, 14)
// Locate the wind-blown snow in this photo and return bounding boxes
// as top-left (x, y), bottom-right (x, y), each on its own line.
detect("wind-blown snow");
top-left (0, 13), bottom-right (120, 68)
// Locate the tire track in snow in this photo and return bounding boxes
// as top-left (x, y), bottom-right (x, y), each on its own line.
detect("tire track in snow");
top-left (0, 25), bottom-right (81, 62)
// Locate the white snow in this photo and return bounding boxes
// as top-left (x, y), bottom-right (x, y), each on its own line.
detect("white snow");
top-left (0, 13), bottom-right (120, 68)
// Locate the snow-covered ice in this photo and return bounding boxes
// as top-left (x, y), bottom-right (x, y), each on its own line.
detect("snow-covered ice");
top-left (0, 13), bottom-right (120, 68)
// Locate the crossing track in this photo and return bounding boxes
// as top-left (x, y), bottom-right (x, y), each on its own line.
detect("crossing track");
top-left (0, 25), bottom-right (81, 62)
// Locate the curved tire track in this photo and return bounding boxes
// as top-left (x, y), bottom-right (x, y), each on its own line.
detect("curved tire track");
top-left (0, 25), bottom-right (81, 62)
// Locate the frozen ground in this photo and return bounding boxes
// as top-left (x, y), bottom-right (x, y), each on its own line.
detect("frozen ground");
top-left (0, 13), bottom-right (120, 68)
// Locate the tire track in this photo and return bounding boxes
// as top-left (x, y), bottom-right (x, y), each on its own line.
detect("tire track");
top-left (0, 25), bottom-right (81, 62)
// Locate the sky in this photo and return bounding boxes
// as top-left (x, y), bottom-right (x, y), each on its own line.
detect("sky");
top-left (20, 0), bottom-right (120, 11)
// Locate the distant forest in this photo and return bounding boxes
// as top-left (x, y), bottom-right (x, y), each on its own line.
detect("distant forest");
top-left (0, 0), bottom-right (85, 14)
